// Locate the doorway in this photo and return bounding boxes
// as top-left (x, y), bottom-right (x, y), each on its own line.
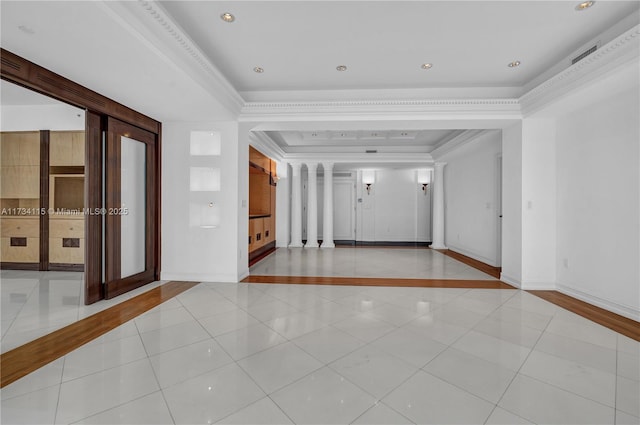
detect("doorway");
top-left (2, 49), bottom-right (161, 305)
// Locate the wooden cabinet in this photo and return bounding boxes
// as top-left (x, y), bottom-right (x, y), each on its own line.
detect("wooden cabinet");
top-left (0, 131), bottom-right (85, 268)
top-left (50, 131), bottom-right (85, 166)
top-left (0, 131), bottom-right (39, 166)
top-left (0, 217), bottom-right (39, 263)
top-left (0, 132), bottom-right (40, 199)
top-left (248, 147), bottom-right (277, 262)
top-left (49, 216), bottom-right (84, 264)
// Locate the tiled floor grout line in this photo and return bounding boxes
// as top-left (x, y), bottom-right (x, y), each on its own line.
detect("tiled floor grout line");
top-left (0, 281), bottom-right (199, 388)
top-left (614, 334), bottom-right (619, 425)
top-left (131, 312), bottom-right (178, 425)
top-left (485, 302), bottom-right (556, 425)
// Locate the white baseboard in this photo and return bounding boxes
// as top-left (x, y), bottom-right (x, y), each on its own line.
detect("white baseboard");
top-left (520, 280), bottom-right (556, 290)
top-left (161, 272), bottom-right (242, 283)
top-left (499, 273), bottom-right (521, 288)
top-left (557, 283), bottom-right (640, 322)
top-left (446, 244), bottom-right (498, 267)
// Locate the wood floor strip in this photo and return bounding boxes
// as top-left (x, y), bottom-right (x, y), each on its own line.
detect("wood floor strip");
top-left (435, 249), bottom-right (502, 279)
top-left (0, 281), bottom-right (199, 388)
top-left (529, 290), bottom-right (640, 342)
top-left (243, 275), bottom-right (514, 289)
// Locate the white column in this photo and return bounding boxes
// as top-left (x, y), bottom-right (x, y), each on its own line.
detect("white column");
top-left (289, 162), bottom-right (303, 247)
top-left (305, 162), bottom-right (319, 247)
top-left (431, 162), bottom-right (447, 249)
top-left (322, 162), bottom-right (335, 248)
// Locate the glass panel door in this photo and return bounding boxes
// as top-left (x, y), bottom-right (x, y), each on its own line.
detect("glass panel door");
top-left (104, 118), bottom-right (156, 299)
top-left (120, 136), bottom-right (146, 278)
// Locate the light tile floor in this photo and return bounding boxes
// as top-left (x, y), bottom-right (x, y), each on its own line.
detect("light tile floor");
top-left (0, 248), bottom-right (493, 354)
top-left (0, 269), bottom-right (166, 353)
top-left (2, 280), bottom-right (639, 424)
top-left (249, 247), bottom-right (497, 280)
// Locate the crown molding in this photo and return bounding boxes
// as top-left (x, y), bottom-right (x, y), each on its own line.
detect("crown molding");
top-left (281, 152), bottom-right (434, 165)
top-left (430, 129), bottom-right (491, 159)
top-left (249, 131), bottom-right (286, 162)
top-left (240, 99), bottom-right (521, 121)
top-left (520, 24), bottom-right (640, 116)
top-left (240, 87), bottom-right (523, 103)
top-left (102, 0), bottom-right (244, 116)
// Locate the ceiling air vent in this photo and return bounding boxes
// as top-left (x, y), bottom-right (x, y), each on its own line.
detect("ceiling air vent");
top-left (572, 45), bottom-right (597, 65)
top-left (365, 149), bottom-right (377, 153)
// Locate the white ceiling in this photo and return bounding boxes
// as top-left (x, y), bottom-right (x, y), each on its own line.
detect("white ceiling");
top-left (160, 1), bottom-right (638, 93)
top-left (1, 1), bottom-right (638, 165)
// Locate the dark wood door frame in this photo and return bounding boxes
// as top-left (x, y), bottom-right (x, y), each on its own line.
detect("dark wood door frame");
top-left (1, 49), bottom-right (162, 305)
top-left (104, 117), bottom-right (157, 299)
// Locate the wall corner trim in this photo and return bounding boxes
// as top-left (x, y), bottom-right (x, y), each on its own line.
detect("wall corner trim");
top-left (499, 273), bottom-right (522, 288)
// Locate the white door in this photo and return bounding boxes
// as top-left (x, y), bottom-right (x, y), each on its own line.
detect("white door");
top-left (302, 175), bottom-right (355, 241)
top-left (333, 179), bottom-right (355, 241)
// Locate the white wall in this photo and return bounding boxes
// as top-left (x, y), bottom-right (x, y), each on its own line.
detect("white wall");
top-left (161, 121), bottom-right (242, 282)
top-left (501, 123), bottom-right (523, 287)
top-left (440, 130), bottom-right (502, 266)
top-left (0, 104), bottom-right (85, 131)
top-left (237, 124), bottom-right (251, 279)
top-left (521, 118), bottom-right (557, 289)
top-left (354, 169), bottom-right (431, 243)
top-left (555, 88), bottom-right (639, 319)
top-left (275, 163), bottom-right (290, 248)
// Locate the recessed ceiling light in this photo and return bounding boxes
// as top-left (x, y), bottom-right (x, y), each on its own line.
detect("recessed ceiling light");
top-left (336, 65), bottom-right (347, 72)
top-left (576, 1), bottom-right (595, 10)
top-left (421, 63), bottom-right (433, 70)
top-left (220, 13), bottom-right (235, 22)
top-left (508, 60), bottom-right (521, 68)
top-left (253, 67), bottom-right (264, 73)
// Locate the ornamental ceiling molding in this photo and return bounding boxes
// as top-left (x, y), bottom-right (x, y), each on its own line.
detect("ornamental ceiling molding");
top-left (103, 0), bottom-right (244, 114)
top-left (520, 24), bottom-right (640, 116)
top-left (240, 98), bottom-right (521, 120)
top-left (429, 129), bottom-right (493, 160)
top-left (282, 151), bottom-right (435, 165)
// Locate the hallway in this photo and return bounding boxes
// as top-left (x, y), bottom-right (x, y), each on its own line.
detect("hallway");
top-left (249, 248), bottom-right (497, 280)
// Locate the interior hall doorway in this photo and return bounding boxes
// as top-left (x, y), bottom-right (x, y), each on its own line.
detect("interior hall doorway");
top-left (2, 49), bottom-right (161, 305)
